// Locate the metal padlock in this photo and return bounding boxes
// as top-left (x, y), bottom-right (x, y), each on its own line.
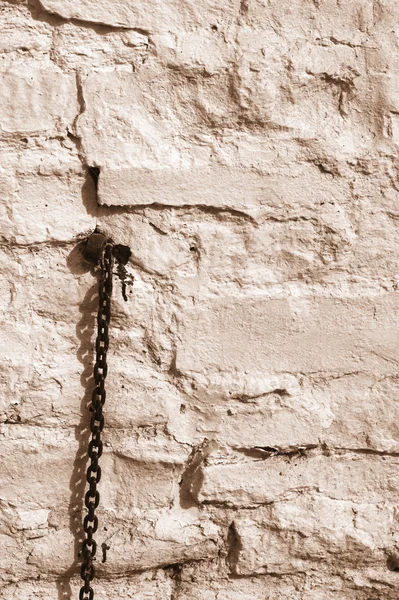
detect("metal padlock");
top-left (82, 232), bottom-right (108, 265)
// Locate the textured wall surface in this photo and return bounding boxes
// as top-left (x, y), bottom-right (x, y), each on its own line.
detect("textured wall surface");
top-left (1, 0), bottom-right (399, 598)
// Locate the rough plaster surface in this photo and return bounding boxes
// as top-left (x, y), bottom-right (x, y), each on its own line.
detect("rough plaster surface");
top-left (1, 1), bottom-right (399, 598)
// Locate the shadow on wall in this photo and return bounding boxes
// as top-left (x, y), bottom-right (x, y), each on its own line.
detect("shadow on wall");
top-left (56, 242), bottom-right (98, 600)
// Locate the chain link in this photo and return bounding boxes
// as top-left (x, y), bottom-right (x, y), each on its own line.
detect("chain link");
top-left (79, 243), bottom-right (113, 600)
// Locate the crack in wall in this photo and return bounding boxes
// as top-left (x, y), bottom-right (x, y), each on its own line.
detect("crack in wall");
top-left (179, 440), bottom-right (216, 509)
top-left (226, 521), bottom-right (242, 576)
top-left (97, 201), bottom-right (258, 223)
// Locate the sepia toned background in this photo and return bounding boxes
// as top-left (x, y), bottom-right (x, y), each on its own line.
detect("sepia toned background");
top-left (1, 1), bottom-right (399, 598)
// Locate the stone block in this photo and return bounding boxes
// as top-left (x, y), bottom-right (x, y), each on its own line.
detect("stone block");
top-left (0, 172), bottom-right (95, 244)
top-left (0, 426), bottom-right (186, 513)
top-left (0, 574), bottom-right (173, 600)
top-left (52, 24), bottom-right (150, 70)
top-left (176, 293), bottom-right (399, 375)
top-left (0, 64), bottom-right (77, 136)
top-left (0, 3), bottom-right (51, 57)
top-left (231, 497), bottom-right (394, 575)
top-left (315, 373), bottom-right (399, 452)
top-left (246, 0), bottom-right (373, 46)
top-left (167, 371), bottom-right (399, 452)
top-left (96, 167), bottom-right (348, 218)
top-left (199, 454), bottom-right (399, 506)
top-left (169, 372), bottom-right (327, 449)
top-left (26, 508), bottom-right (219, 576)
top-left (37, 0), bottom-right (240, 32)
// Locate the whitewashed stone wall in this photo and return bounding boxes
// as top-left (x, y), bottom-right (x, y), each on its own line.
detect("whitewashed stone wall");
top-left (1, 1), bottom-right (399, 598)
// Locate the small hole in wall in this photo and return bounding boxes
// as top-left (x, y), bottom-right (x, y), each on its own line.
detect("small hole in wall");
top-left (180, 404), bottom-right (186, 414)
top-left (387, 552), bottom-right (399, 571)
top-left (88, 166), bottom-right (100, 184)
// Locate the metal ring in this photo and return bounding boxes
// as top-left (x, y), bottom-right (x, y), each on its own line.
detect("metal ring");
top-left (84, 514), bottom-right (98, 533)
top-left (88, 440), bottom-right (103, 459)
top-left (82, 538), bottom-right (97, 558)
top-left (79, 586), bottom-right (94, 600)
top-left (80, 561), bottom-right (95, 581)
top-left (87, 466), bottom-right (102, 485)
top-left (85, 491), bottom-right (100, 510)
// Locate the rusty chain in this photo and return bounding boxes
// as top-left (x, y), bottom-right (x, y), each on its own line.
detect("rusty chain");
top-left (79, 242), bottom-right (113, 600)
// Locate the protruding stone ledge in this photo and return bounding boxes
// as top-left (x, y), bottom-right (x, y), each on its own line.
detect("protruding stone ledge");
top-left (98, 167), bottom-right (348, 217)
top-left (37, 0), bottom-right (240, 32)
